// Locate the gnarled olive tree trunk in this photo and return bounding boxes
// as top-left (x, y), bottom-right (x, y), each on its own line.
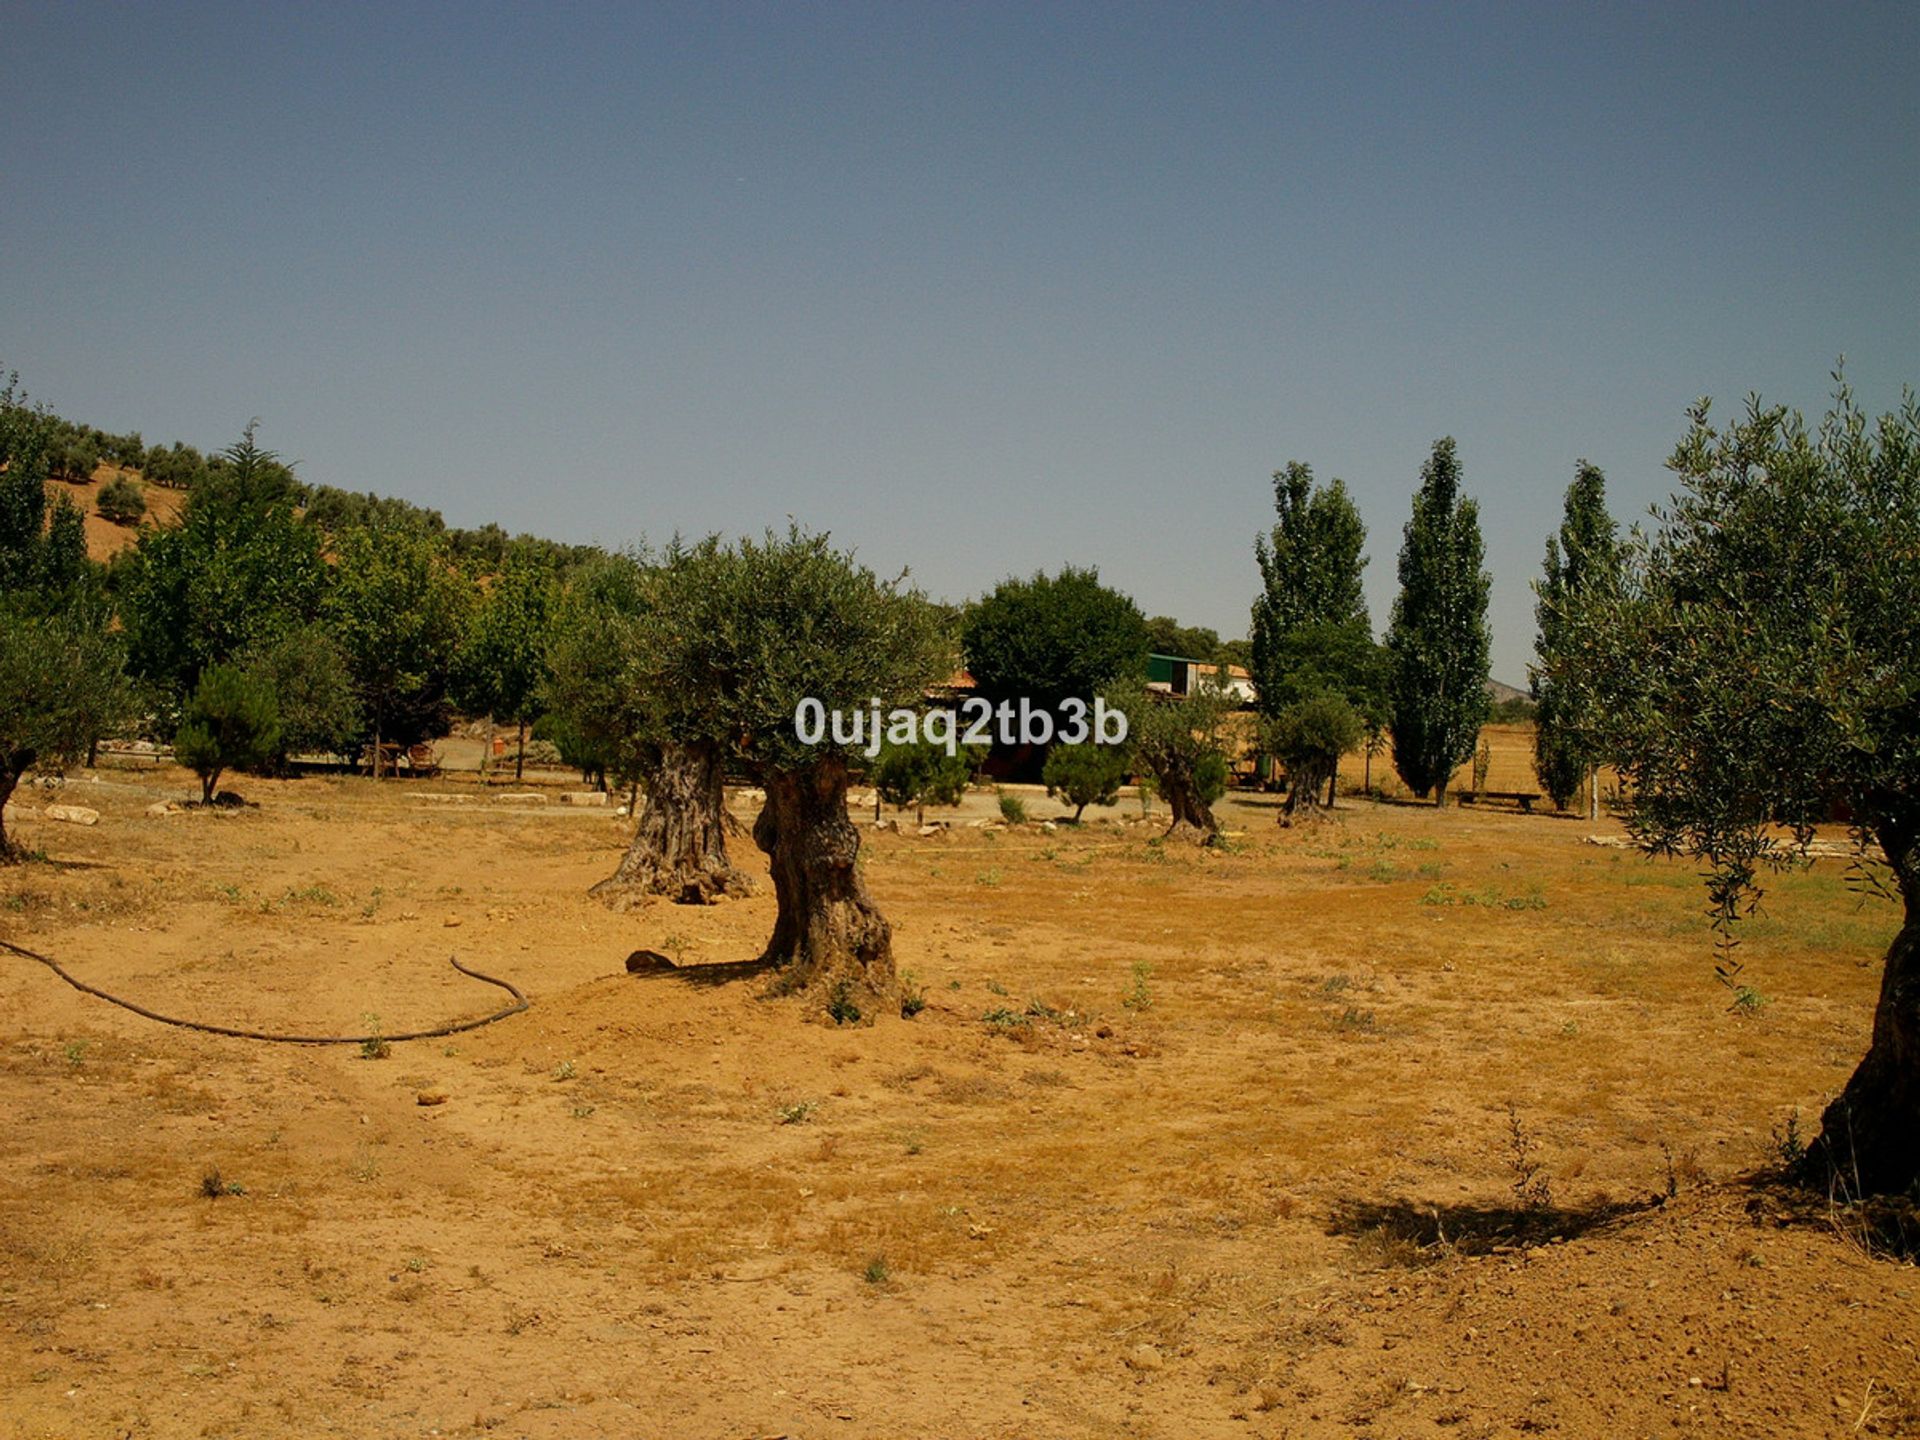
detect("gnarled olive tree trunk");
top-left (591, 740), bottom-right (751, 908)
top-left (753, 755), bottom-right (894, 995)
top-left (1281, 755), bottom-right (1336, 823)
top-left (1155, 762), bottom-right (1219, 845)
top-left (1809, 817), bottom-right (1920, 1194)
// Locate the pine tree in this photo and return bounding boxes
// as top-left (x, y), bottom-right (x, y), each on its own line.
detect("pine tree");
top-left (1530, 462), bottom-right (1620, 813)
top-left (1385, 438), bottom-right (1491, 805)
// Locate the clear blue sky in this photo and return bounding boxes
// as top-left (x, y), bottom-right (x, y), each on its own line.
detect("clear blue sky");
top-left (5, 2), bottom-right (1915, 682)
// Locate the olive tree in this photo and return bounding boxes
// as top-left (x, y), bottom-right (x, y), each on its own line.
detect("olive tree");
top-left (1110, 678), bottom-right (1233, 844)
top-left (651, 529), bottom-right (947, 995)
top-left (545, 547), bottom-right (753, 908)
top-left (1550, 379), bottom-right (1920, 1194)
top-left (1264, 692), bottom-right (1364, 822)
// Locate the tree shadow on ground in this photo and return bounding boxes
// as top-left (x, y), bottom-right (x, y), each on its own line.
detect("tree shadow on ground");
top-left (1327, 1191), bottom-right (1664, 1266)
top-left (624, 949), bottom-right (776, 987)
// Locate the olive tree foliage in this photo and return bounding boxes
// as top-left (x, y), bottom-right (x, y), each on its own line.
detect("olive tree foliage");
top-left (1264, 692), bottom-right (1365, 822)
top-left (1530, 462), bottom-right (1621, 812)
top-left (323, 523), bottom-right (471, 775)
top-left (1042, 740), bottom-right (1129, 822)
top-left (1109, 677), bottom-right (1234, 844)
top-left (1385, 438), bottom-right (1491, 805)
top-left (545, 546), bottom-right (755, 907)
top-left (174, 663), bottom-right (280, 805)
top-left (95, 475), bottom-right (146, 526)
top-left (649, 529), bottom-right (949, 995)
top-left (1547, 379), bottom-right (1920, 1195)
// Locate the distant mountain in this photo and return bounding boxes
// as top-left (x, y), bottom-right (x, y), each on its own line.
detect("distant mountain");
top-left (1486, 677), bottom-right (1529, 706)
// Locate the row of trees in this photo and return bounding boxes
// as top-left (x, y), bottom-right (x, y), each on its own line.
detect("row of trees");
top-left (13, 369), bottom-right (1918, 1194)
top-left (1247, 440), bottom-right (1494, 818)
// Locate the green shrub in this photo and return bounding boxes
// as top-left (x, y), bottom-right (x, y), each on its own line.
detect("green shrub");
top-left (95, 475), bottom-right (146, 525)
top-left (997, 789), bottom-right (1028, 824)
top-left (174, 663), bottom-right (280, 804)
top-left (1042, 741), bottom-right (1128, 822)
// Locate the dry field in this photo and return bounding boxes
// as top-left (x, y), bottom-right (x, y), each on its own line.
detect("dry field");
top-left (1, 731), bottom-right (1916, 1438)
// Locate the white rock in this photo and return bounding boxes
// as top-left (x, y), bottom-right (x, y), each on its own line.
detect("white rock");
top-left (561, 791), bottom-right (608, 807)
top-left (44, 804), bottom-right (100, 826)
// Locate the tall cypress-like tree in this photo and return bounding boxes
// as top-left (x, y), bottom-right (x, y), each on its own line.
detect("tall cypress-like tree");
top-left (1530, 462), bottom-right (1621, 813)
top-left (1385, 438), bottom-right (1491, 805)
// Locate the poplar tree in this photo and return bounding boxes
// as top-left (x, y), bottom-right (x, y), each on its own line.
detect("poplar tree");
top-left (1530, 462), bottom-right (1620, 813)
top-left (1385, 438), bottom-right (1491, 805)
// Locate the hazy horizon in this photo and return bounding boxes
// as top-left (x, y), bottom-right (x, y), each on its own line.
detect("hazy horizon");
top-left (5, 2), bottom-right (1915, 683)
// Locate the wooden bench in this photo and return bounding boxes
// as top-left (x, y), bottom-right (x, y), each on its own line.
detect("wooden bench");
top-left (1460, 790), bottom-right (1543, 814)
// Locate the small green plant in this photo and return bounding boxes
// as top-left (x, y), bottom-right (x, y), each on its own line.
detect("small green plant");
top-left (981, 1006), bottom-right (1030, 1030)
top-left (200, 1165), bottom-right (244, 1199)
top-left (1728, 985), bottom-right (1769, 1017)
top-left (826, 978), bottom-right (863, 1026)
top-left (1122, 960), bottom-right (1153, 1012)
top-left (552, 1059), bottom-right (576, 1081)
top-left (570, 1104), bottom-right (596, 1119)
top-left (405, 1255), bottom-right (428, 1273)
top-left (975, 866), bottom-right (1002, 887)
top-left (778, 1100), bottom-right (818, 1125)
top-left (996, 789), bottom-right (1028, 824)
top-left (1317, 974), bottom-right (1351, 998)
top-left (63, 1040), bottom-right (88, 1069)
top-left (1335, 1006), bottom-right (1376, 1032)
top-left (898, 972), bottom-right (927, 1019)
top-left (359, 1014), bottom-right (390, 1061)
top-left (863, 1255), bottom-right (890, 1286)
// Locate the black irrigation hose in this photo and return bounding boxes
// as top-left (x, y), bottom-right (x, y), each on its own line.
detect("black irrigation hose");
top-left (0, 937), bottom-right (529, 1045)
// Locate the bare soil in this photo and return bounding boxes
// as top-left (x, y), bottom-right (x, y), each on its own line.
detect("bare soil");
top-left (2, 735), bottom-right (1915, 1438)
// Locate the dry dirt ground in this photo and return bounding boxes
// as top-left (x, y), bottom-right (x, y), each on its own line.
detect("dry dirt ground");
top-left (2, 736), bottom-right (1916, 1439)
top-left (45, 473), bottom-right (188, 565)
